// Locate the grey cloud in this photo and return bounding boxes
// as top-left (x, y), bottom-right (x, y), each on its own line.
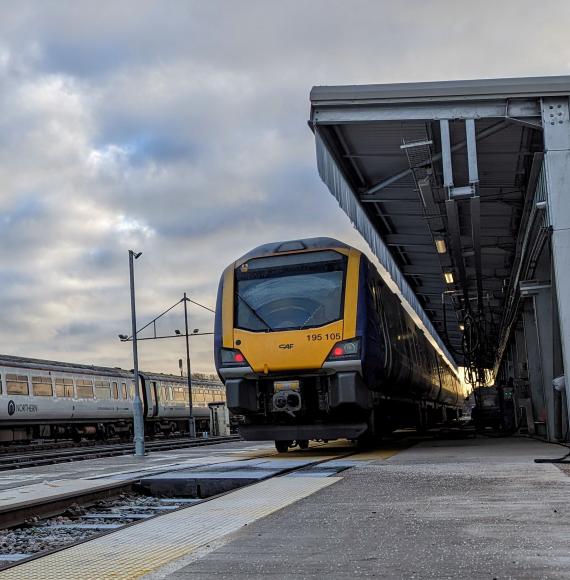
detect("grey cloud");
top-left (0, 0), bottom-right (568, 372)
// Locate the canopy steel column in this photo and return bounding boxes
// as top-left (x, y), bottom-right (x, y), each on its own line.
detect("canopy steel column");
top-left (521, 299), bottom-right (548, 437)
top-left (514, 324), bottom-right (534, 433)
top-left (541, 97), bottom-right (570, 424)
top-left (533, 287), bottom-right (555, 438)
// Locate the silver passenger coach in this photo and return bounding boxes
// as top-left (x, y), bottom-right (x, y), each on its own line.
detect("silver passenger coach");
top-left (0, 354), bottom-right (225, 442)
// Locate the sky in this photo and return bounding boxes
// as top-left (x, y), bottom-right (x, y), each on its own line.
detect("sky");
top-left (1, 0), bottom-right (570, 375)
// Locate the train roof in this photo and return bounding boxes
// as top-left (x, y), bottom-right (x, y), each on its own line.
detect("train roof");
top-left (0, 354), bottom-right (131, 377)
top-left (0, 354), bottom-right (223, 387)
top-left (237, 237), bottom-right (353, 263)
top-left (141, 371), bottom-right (223, 388)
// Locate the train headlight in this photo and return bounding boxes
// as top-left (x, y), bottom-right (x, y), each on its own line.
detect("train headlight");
top-left (220, 348), bottom-right (249, 366)
top-left (327, 338), bottom-right (361, 361)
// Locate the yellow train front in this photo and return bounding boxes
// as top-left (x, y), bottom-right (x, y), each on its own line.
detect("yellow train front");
top-left (214, 237), bottom-right (460, 452)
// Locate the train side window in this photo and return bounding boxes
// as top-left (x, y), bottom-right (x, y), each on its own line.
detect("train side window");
top-left (56, 378), bottom-right (74, 398)
top-left (6, 374), bottom-right (29, 396)
top-left (173, 387), bottom-right (185, 402)
top-left (65, 379), bottom-right (74, 398)
top-left (112, 382), bottom-right (119, 399)
top-left (32, 376), bottom-right (53, 397)
top-left (95, 380), bottom-right (111, 400)
top-left (55, 378), bottom-right (65, 397)
top-left (33, 376), bottom-right (54, 397)
top-left (76, 379), bottom-right (94, 399)
top-left (0, 374), bottom-right (3, 395)
top-left (121, 383), bottom-right (128, 399)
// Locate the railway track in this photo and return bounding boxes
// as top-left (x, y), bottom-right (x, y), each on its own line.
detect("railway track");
top-left (0, 435), bottom-right (240, 471)
top-left (0, 443), bottom-right (354, 572)
top-left (0, 432), bottom-right (200, 455)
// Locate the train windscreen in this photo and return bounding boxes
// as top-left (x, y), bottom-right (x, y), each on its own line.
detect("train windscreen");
top-left (235, 250), bottom-right (346, 332)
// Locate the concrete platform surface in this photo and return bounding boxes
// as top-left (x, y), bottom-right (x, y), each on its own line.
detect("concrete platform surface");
top-left (0, 440), bottom-right (275, 492)
top-left (154, 437), bottom-right (570, 580)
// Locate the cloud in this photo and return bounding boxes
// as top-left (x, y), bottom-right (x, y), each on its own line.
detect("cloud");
top-left (0, 0), bottom-right (568, 372)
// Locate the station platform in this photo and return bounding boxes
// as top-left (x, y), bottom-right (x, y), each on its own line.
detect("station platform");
top-left (2, 436), bottom-right (569, 579)
top-left (0, 440), bottom-right (274, 493)
top-left (153, 437), bottom-right (570, 580)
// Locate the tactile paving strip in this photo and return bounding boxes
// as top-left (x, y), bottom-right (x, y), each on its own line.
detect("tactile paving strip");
top-left (1, 476), bottom-right (339, 579)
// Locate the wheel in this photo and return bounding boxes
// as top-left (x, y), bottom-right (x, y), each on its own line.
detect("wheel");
top-left (275, 440), bottom-right (291, 453)
top-left (297, 440), bottom-right (309, 450)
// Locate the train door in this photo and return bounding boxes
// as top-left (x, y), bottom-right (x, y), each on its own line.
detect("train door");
top-left (150, 382), bottom-right (159, 417)
top-left (138, 375), bottom-right (149, 418)
top-left (434, 353), bottom-right (444, 402)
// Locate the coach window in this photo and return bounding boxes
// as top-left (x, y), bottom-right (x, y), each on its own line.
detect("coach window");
top-left (6, 374), bottom-right (29, 396)
top-left (112, 382), bottom-right (119, 399)
top-left (76, 379), bottom-right (94, 399)
top-left (0, 374), bottom-right (3, 394)
top-left (173, 387), bottom-right (185, 402)
top-left (121, 383), bottom-right (128, 399)
top-left (55, 378), bottom-right (74, 398)
top-left (95, 380), bottom-right (111, 400)
top-left (32, 376), bottom-right (53, 397)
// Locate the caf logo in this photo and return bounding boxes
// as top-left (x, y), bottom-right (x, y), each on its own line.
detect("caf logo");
top-left (7, 400), bottom-right (15, 416)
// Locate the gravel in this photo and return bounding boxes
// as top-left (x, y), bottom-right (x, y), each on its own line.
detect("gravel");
top-left (0, 492), bottom-right (190, 569)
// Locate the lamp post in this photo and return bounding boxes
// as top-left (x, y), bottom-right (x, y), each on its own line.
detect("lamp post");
top-left (183, 292), bottom-right (196, 438)
top-left (128, 250), bottom-right (145, 457)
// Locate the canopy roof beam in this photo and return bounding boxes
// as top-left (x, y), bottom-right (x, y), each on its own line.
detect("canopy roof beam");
top-left (364, 120), bottom-right (512, 196)
top-left (312, 99), bottom-right (541, 125)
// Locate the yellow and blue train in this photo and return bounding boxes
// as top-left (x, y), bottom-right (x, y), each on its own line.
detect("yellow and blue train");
top-left (215, 237), bottom-right (460, 452)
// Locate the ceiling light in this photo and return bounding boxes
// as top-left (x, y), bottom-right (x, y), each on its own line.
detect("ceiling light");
top-left (435, 238), bottom-right (447, 254)
top-left (444, 271), bottom-right (454, 284)
top-left (459, 324), bottom-right (465, 331)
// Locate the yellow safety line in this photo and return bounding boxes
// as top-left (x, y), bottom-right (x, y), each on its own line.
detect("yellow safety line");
top-left (350, 447), bottom-right (403, 461)
top-left (1, 477), bottom-right (339, 580)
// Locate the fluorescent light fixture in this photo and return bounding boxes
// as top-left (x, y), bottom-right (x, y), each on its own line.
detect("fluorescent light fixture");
top-left (435, 238), bottom-right (447, 254)
top-left (444, 271), bottom-right (454, 284)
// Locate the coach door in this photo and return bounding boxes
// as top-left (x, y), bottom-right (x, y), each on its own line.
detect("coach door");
top-left (150, 382), bottom-right (159, 416)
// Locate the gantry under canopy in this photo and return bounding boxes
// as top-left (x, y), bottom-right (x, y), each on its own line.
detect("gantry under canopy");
top-left (310, 76), bottom-right (570, 375)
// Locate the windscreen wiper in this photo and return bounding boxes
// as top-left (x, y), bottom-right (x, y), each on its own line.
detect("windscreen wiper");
top-left (236, 293), bottom-right (273, 331)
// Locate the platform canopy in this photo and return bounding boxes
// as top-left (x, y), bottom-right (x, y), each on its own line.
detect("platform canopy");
top-left (310, 76), bottom-right (570, 370)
